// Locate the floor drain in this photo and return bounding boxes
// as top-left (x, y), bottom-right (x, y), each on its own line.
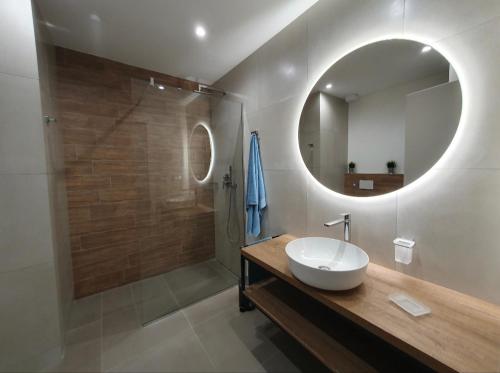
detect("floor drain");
top-left (318, 265), bottom-right (331, 271)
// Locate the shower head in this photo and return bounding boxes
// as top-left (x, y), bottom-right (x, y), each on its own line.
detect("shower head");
top-left (149, 77), bottom-right (165, 91)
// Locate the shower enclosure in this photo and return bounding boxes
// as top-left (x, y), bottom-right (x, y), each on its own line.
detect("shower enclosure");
top-left (126, 78), bottom-right (244, 324)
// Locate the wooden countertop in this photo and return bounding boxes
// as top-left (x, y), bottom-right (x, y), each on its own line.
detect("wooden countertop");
top-left (242, 235), bottom-right (500, 373)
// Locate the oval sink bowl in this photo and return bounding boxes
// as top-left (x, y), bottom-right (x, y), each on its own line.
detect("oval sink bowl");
top-left (285, 237), bottom-right (369, 291)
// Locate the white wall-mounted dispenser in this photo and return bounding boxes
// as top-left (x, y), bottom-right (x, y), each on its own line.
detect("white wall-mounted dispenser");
top-left (393, 238), bottom-right (415, 265)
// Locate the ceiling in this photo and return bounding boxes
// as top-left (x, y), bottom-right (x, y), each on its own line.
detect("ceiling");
top-left (313, 39), bottom-right (451, 99)
top-left (36, 0), bottom-right (318, 84)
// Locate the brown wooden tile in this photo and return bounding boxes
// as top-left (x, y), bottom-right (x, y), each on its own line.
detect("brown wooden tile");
top-left (67, 190), bottom-right (99, 207)
top-left (80, 228), bottom-right (141, 250)
top-left (70, 215), bottom-right (136, 235)
top-left (68, 206), bottom-right (91, 224)
top-left (98, 187), bottom-right (149, 202)
top-left (89, 200), bottom-right (151, 220)
top-left (65, 161), bottom-right (93, 176)
top-left (75, 145), bottom-right (146, 161)
top-left (57, 47), bottom-right (216, 297)
top-left (65, 175), bottom-right (110, 191)
top-left (93, 160), bottom-right (148, 175)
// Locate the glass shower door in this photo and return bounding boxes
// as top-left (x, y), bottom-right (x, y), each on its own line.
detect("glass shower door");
top-left (127, 78), bottom-right (242, 325)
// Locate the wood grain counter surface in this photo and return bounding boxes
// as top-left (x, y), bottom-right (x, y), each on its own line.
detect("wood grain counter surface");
top-left (242, 234), bottom-right (500, 373)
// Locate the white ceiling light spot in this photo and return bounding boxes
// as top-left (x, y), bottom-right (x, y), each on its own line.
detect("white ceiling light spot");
top-left (325, 83), bottom-right (333, 89)
top-left (157, 85), bottom-right (165, 90)
top-left (421, 45), bottom-right (432, 53)
top-left (195, 25), bottom-right (207, 39)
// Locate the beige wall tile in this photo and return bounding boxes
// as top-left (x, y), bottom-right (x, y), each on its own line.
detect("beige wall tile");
top-left (404, 0), bottom-right (500, 41)
top-left (0, 73), bottom-right (47, 174)
top-left (0, 174), bottom-right (55, 272)
top-left (0, 0), bottom-right (39, 79)
top-left (216, 0), bottom-right (500, 304)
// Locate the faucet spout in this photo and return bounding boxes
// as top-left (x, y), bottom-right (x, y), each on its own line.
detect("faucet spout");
top-left (324, 213), bottom-right (351, 242)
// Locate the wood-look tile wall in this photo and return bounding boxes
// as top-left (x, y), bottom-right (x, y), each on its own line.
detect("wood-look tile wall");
top-left (53, 48), bottom-right (215, 298)
top-left (344, 173), bottom-right (404, 197)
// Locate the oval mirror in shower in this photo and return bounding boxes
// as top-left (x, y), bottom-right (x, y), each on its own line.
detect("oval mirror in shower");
top-left (298, 39), bottom-right (462, 197)
top-left (189, 122), bottom-right (214, 183)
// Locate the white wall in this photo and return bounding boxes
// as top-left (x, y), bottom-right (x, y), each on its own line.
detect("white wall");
top-left (348, 73), bottom-right (448, 174)
top-left (0, 0), bottom-right (66, 370)
top-left (300, 92), bottom-right (347, 190)
top-left (319, 93), bottom-right (348, 190)
top-left (299, 92), bottom-right (321, 176)
top-left (405, 81), bottom-right (462, 184)
top-left (215, 0), bottom-right (500, 305)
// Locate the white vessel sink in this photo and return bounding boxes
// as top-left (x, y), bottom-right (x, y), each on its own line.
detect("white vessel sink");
top-left (285, 237), bottom-right (369, 291)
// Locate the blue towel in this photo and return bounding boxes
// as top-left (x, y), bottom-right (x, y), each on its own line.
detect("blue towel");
top-left (246, 133), bottom-right (267, 237)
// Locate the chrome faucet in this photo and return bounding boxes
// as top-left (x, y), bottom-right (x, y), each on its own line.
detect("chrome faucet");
top-left (324, 213), bottom-right (351, 242)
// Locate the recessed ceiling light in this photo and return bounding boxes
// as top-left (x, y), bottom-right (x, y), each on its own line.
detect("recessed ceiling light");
top-left (325, 83), bottom-right (333, 89)
top-left (421, 45), bottom-right (432, 53)
top-left (195, 25), bottom-right (206, 39)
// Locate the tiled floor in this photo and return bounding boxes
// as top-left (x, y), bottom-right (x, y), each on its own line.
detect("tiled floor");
top-left (49, 285), bottom-right (329, 372)
top-left (132, 259), bottom-right (238, 324)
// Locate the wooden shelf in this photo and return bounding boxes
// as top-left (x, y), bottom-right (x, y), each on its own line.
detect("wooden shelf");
top-left (242, 235), bottom-right (500, 373)
top-left (245, 279), bottom-right (375, 372)
top-left (245, 278), bottom-right (433, 373)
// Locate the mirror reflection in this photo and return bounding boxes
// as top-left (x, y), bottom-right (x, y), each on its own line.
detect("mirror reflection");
top-left (299, 39), bottom-right (462, 196)
top-left (190, 123), bottom-right (213, 182)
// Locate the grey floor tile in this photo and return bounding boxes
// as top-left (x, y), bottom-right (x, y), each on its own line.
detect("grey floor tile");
top-left (50, 321), bottom-right (101, 373)
top-left (183, 286), bottom-right (238, 326)
top-left (165, 260), bottom-right (237, 308)
top-left (131, 275), bottom-right (180, 324)
top-left (108, 328), bottom-right (214, 372)
top-left (164, 261), bottom-right (222, 290)
top-left (102, 306), bottom-right (140, 339)
top-left (207, 259), bottom-right (239, 282)
top-left (137, 295), bottom-right (179, 325)
top-left (102, 286), bottom-right (134, 315)
top-left (262, 330), bottom-right (330, 373)
top-left (68, 293), bottom-right (102, 330)
top-left (193, 308), bottom-right (281, 372)
top-left (102, 309), bottom-right (191, 371)
top-left (131, 275), bottom-right (171, 303)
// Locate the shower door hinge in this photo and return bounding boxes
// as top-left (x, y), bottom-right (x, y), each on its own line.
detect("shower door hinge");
top-left (43, 115), bottom-right (57, 125)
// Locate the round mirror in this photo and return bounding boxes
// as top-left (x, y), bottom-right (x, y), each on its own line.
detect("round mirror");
top-left (189, 123), bottom-right (214, 183)
top-left (299, 39), bottom-right (462, 197)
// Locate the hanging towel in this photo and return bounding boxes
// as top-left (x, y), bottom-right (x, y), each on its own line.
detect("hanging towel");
top-left (246, 133), bottom-right (267, 237)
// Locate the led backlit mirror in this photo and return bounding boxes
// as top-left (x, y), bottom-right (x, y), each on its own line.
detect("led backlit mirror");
top-left (299, 39), bottom-right (462, 197)
top-left (189, 123), bottom-right (213, 183)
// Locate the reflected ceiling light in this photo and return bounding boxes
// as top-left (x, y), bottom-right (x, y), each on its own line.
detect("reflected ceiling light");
top-left (89, 14), bottom-right (101, 22)
top-left (325, 83), bottom-right (333, 89)
top-left (157, 85), bottom-right (165, 90)
top-left (421, 45), bottom-right (432, 53)
top-left (195, 25), bottom-right (207, 39)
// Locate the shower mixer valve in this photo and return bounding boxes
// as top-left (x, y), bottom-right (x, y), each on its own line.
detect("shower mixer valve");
top-left (223, 166), bottom-right (237, 189)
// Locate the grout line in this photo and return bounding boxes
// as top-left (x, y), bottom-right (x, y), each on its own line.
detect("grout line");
top-left (195, 288), bottom-right (239, 328)
top-left (99, 292), bottom-right (103, 373)
top-left (0, 69), bottom-right (39, 81)
top-left (433, 13), bottom-right (500, 45)
top-left (182, 308), bottom-right (218, 370)
top-left (402, 0), bottom-right (406, 34)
